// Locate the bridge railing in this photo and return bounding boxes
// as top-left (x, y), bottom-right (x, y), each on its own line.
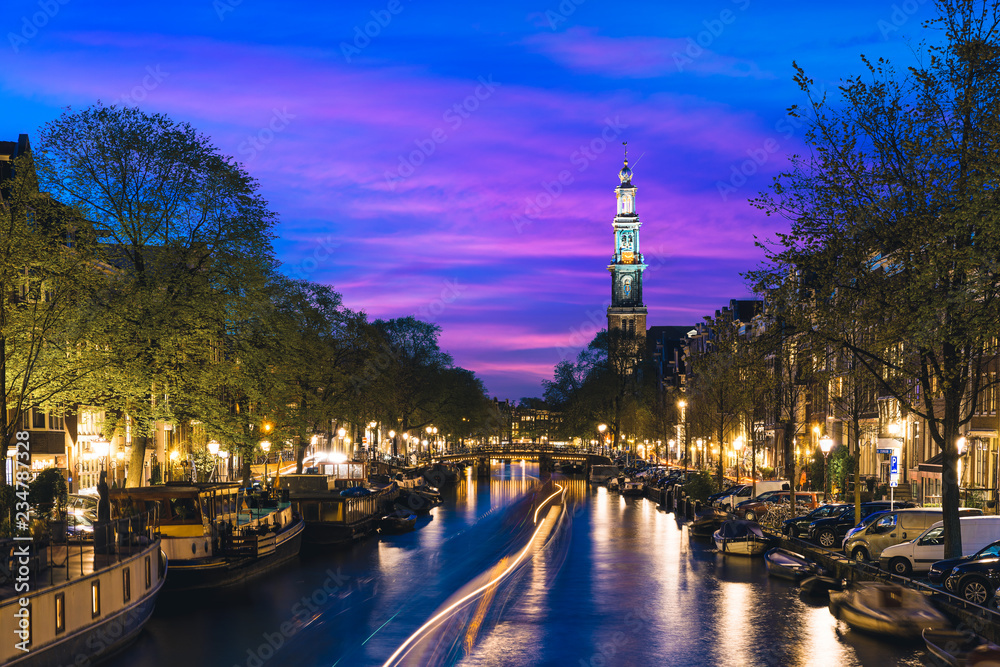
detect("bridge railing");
top-left (430, 444), bottom-right (612, 459)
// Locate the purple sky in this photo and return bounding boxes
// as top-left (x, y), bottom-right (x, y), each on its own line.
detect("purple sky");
top-left (0, 0), bottom-right (933, 398)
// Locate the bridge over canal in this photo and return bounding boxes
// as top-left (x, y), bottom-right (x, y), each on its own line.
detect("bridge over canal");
top-left (429, 444), bottom-right (613, 476)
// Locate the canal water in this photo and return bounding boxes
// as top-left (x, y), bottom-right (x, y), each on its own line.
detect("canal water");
top-left (108, 463), bottom-right (928, 667)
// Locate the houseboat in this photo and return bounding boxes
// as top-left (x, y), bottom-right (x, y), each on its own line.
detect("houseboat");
top-left (0, 513), bottom-right (166, 666)
top-left (109, 482), bottom-right (303, 592)
top-left (283, 474), bottom-right (400, 546)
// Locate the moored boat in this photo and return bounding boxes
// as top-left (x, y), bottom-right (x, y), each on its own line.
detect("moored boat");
top-left (621, 479), bottom-right (644, 497)
top-left (713, 520), bottom-right (770, 556)
top-left (0, 511), bottom-right (166, 666)
top-left (923, 629), bottom-right (1000, 667)
top-left (765, 548), bottom-right (817, 581)
top-left (111, 483), bottom-right (303, 592)
top-left (800, 573), bottom-right (844, 597)
top-left (379, 510), bottom-right (417, 535)
top-left (689, 507), bottom-right (727, 538)
top-left (829, 582), bottom-right (949, 639)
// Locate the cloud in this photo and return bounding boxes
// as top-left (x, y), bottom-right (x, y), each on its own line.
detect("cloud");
top-left (523, 27), bottom-right (772, 79)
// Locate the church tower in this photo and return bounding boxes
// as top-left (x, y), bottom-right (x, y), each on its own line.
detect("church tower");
top-left (607, 146), bottom-right (647, 338)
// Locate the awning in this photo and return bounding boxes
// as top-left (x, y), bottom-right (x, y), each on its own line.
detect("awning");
top-left (918, 452), bottom-right (943, 474)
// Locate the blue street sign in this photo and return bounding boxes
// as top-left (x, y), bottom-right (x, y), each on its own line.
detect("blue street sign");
top-left (890, 480), bottom-right (898, 488)
top-left (890, 455), bottom-right (899, 475)
top-left (876, 448), bottom-right (893, 454)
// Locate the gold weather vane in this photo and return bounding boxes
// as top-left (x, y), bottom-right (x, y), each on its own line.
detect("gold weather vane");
top-left (623, 140), bottom-right (628, 164)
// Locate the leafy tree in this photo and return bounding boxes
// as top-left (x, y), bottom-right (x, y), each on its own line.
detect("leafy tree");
top-left (34, 104), bottom-right (277, 487)
top-left (748, 2), bottom-right (1000, 557)
top-left (0, 153), bottom-right (106, 486)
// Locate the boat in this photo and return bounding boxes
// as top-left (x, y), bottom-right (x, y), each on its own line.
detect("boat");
top-left (923, 629), bottom-right (1000, 666)
top-left (621, 479), bottom-right (644, 497)
top-left (713, 520), bottom-right (771, 556)
top-left (607, 477), bottom-right (620, 492)
top-left (111, 483), bottom-right (303, 592)
top-left (764, 548), bottom-right (817, 581)
top-left (829, 582), bottom-right (949, 639)
top-left (0, 510), bottom-right (166, 666)
top-left (379, 510), bottom-right (417, 535)
top-left (396, 489), bottom-right (435, 514)
top-left (800, 573), bottom-right (845, 597)
top-left (689, 507), bottom-right (728, 538)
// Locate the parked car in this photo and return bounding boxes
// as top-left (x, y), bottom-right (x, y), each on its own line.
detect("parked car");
top-left (845, 507), bottom-right (983, 564)
top-left (782, 503), bottom-right (847, 538)
top-left (806, 501), bottom-right (916, 549)
top-left (66, 511), bottom-right (97, 538)
top-left (735, 491), bottom-right (819, 521)
top-left (929, 539), bottom-right (1000, 589)
top-left (708, 485), bottom-right (744, 506)
top-left (880, 515), bottom-right (1000, 577)
top-left (945, 555), bottom-right (1000, 605)
top-left (67, 493), bottom-right (99, 516)
top-left (714, 480), bottom-right (789, 512)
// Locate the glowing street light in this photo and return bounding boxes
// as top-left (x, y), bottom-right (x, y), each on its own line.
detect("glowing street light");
top-left (819, 434), bottom-right (834, 502)
top-left (261, 440), bottom-right (271, 486)
top-left (733, 436), bottom-right (745, 482)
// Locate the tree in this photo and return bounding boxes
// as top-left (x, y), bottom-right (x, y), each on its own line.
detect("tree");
top-left (0, 153), bottom-right (106, 486)
top-left (34, 104), bottom-right (277, 487)
top-left (748, 1), bottom-right (1000, 557)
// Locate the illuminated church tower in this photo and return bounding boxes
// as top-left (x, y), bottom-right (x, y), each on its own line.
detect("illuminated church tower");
top-left (607, 145), bottom-right (647, 338)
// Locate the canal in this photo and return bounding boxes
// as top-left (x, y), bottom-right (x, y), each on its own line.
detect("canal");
top-left (108, 463), bottom-right (927, 667)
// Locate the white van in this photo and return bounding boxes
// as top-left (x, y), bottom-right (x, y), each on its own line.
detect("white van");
top-left (715, 480), bottom-right (789, 511)
top-left (879, 515), bottom-right (1000, 576)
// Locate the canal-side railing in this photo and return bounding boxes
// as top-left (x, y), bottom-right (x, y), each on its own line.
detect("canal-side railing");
top-left (343, 485), bottom-right (399, 525)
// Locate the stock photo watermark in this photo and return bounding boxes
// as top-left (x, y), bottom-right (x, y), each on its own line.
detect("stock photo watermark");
top-left (672, 0), bottom-right (752, 72)
top-left (383, 75), bottom-right (499, 191)
top-left (8, 0), bottom-right (71, 53)
top-left (238, 108), bottom-right (296, 162)
top-left (511, 116), bottom-right (628, 233)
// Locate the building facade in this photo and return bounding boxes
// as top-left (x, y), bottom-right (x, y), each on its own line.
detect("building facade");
top-left (606, 150), bottom-right (647, 337)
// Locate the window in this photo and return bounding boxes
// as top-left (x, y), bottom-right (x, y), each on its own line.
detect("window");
top-left (123, 568), bottom-right (131, 603)
top-left (145, 556), bottom-right (151, 589)
top-left (32, 409), bottom-right (45, 430)
top-left (91, 580), bottom-right (101, 618)
top-left (55, 593), bottom-right (65, 634)
top-left (48, 412), bottom-right (64, 431)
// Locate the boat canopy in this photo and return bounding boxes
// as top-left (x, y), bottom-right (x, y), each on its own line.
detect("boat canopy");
top-left (718, 520), bottom-right (765, 539)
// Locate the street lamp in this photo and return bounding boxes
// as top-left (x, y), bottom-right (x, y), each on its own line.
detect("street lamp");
top-left (169, 449), bottom-right (180, 482)
top-left (219, 450), bottom-right (230, 482)
top-left (678, 400), bottom-right (688, 470)
top-left (733, 436), bottom-right (745, 482)
top-left (819, 435), bottom-right (834, 502)
top-left (207, 440), bottom-right (220, 482)
top-left (260, 440), bottom-right (271, 487)
top-left (388, 430), bottom-right (396, 458)
top-left (597, 424), bottom-right (607, 453)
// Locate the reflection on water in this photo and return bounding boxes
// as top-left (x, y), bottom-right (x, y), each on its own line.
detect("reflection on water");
top-left (107, 466), bottom-right (929, 667)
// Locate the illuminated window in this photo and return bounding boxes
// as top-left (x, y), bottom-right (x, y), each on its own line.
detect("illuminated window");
top-left (55, 593), bottom-right (65, 634)
top-left (91, 581), bottom-right (101, 618)
top-left (123, 568), bottom-right (131, 603)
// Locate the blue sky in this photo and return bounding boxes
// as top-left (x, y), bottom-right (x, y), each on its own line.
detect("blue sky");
top-left (0, 0), bottom-right (935, 397)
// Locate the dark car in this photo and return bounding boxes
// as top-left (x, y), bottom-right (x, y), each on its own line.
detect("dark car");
top-left (806, 501), bottom-right (915, 549)
top-left (945, 554), bottom-right (1000, 604)
top-left (783, 503), bottom-right (847, 538)
top-left (930, 540), bottom-right (1000, 590)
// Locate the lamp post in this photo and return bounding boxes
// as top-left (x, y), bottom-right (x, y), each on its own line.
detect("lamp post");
top-left (696, 438), bottom-right (704, 470)
top-left (734, 436), bottom-right (745, 483)
top-left (207, 440), bottom-right (220, 481)
top-left (819, 435), bottom-right (834, 502)
top-left (219, 450), bottom-right (230, 482)
top-left (337, 427), bottom-right (347, 458)
top-left (260, 440), bottom-right (271, 487)
top-left (169, 449), bottom-right (179, 482)
top-left (678, 400), bottom-right (688, 470)
top-left (388, 430), bottom-right (396, 459)
top-left (598, 424), bottom-right (607, 454)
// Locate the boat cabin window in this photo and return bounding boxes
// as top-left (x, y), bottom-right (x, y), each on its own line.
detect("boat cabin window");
top-left (919, 526), bottom-right (944, 545)
top-left (166, 497), bottom-right (201, 523)
top-left (302, 501), bottom-right (320, 522)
